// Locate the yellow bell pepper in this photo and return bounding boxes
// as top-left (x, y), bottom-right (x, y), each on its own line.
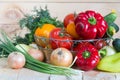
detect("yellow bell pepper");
top-left (66, 22), bottom-right (79, 39)
top-left (35, 24), bottom-right (56, 38)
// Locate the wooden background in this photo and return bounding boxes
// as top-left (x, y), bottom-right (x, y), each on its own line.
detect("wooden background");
top-left (0, 1), bottom-right (120, 39)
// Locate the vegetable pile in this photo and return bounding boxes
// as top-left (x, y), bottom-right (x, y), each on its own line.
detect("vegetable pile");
top-left (0, 31), bottom-right (77, 80)
top-left (1, 6), bottom-right (120, 80)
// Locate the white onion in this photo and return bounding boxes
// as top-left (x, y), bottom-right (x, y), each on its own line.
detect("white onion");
top-left (28, 48), bottom-right (44, 62)
top-left (7, 52), bottom-right (26, 69)
top-left (50, 48), bottom-right (73, 67)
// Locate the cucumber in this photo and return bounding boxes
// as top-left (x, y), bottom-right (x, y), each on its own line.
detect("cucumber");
top-left (112, 38), bottom-right (120, 52)
top-left (108, 23), bottom-right (119, 32)
top-left (104, 11), bottom-right (117, 25)
top-left (107, 23), bottom-right (119, 37)
top-left (104, 11), bottom-right (119, 37)
top-left (107, 26), bottom-right (116, 37)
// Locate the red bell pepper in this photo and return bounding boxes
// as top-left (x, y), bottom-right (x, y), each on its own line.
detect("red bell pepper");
top-left (75, 10), bottom-right (108, 39)
top-left (75, 42), bottom-right (100, 71)
top-left (49, 28), bottom-right (73, 50)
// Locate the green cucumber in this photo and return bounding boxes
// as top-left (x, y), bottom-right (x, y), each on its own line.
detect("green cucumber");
top-left (112, 38), bottom-right (120, 52)
top-left (106, 22), bottom-right (120, 37)
top-left (107, 26), bottom-right (116, 37)
top-left (108, 23), bottom-right (119, 32)
top-left (104, 11), bottom-right (119, 37)
top-left (104, 11), bottom-right (117, 25)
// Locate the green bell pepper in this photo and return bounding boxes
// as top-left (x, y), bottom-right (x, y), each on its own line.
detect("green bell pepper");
top-left (97, 52), bottom-right (120, 72)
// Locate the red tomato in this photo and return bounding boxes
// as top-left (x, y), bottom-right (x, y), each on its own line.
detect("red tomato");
top-left (94, 40), bottom-right (107, 50)
top-left (63, 13), bottom-right (75, 28)
top-left (49, 28), bottom-right (73, 50)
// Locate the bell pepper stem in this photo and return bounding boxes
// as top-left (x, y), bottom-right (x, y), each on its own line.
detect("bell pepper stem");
top-left (88, 17), bottom-right (97, 25)
top-left (99, 49), bottom-right (107, 58)
top-left (82, 51), bottom-right (90, 59)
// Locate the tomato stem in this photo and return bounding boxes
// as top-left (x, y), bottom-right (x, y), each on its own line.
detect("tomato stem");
top-left (59, 33), bottom-right (64, 37)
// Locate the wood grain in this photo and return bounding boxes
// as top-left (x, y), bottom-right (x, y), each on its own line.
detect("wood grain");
top-left (0, 58), bottom-right (119, 80)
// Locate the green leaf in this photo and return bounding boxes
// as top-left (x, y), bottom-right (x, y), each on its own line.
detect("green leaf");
top-left (19, 18), bottom-right (28, 29)
top-left (17, 6), bottom-right (63, 45)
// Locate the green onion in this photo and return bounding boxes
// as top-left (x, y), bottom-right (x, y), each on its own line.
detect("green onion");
top-left (0, 31), bottom-right (78, 80)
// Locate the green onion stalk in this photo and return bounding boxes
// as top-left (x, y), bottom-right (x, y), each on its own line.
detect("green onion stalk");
top-left (0, 31), bottom-right (78, 80)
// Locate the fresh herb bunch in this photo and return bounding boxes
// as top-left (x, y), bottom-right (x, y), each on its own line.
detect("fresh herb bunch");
top-left (17, 6), bottom-right (64, 45)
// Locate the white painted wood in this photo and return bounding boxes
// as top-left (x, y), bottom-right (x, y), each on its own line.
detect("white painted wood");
top-left (0, 3), bottom-right (120, 24)
top-left (0, 58), bottom-right (19, 80)
top-left (18, 68), bottom-right (50, 80)
top-left (0, 58), bottom-right (119, 80)
top-left (0, 3), bottom-right (120, 38)
top-left (0, 0), bottom-right (119, 3)
top-left (0, 58), bottom-right (83, 80)
top-left (83, 71), bottom-right (117, 80)
top-left (50, 70), bottom-right (83, 80)
top-left (115, 74), bottom-right (120, 80)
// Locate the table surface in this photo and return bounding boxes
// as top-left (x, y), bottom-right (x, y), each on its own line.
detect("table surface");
top-left (0, 58), bottom-right (120, 80)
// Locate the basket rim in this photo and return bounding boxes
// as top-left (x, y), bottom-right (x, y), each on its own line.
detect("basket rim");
top-left (34, 35), bottom-right (111, 42)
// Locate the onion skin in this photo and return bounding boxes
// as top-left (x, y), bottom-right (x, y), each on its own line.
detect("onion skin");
top-left (28, 48), bottom-right (44, 62)
top-left (50, 48), bottom-right (73, 67)
top-left (7, 52), bottom-right (26, 69)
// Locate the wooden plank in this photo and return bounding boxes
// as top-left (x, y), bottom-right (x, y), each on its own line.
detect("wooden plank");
top-left (0, 3), bottom-right (120, 38)
top-left (0, 3), bottom-right (120, 24)
top-left (0, 58), bottom-right (83, 80)
top-left (0, 58), bottom-right (19, 80)
top-left (50, 70), bottom-right (83, 80)
top-left (0, 58), bottom-right (120, 80)
top-left (83, 71), bottom-right (117, 80)
top-left (115, 74), bottom-right (120, 80)
top-left (0, 24), bottom-right (29, 39)
top-left (18, 68), bottom-right (50, 80)
top-left (0, 0), bottom-right (119, 3)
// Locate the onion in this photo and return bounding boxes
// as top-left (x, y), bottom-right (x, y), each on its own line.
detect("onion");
top-left (28, 48), bottom-right (44, 62)
top-left (50, 48), bottom-right (73, 67)
top-left (7, 52), bottom-right (26, 69)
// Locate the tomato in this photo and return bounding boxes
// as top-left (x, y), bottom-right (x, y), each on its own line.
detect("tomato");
top-left (49, 28), bottom-right (73, 50)
top-left (63, 13), bottom-right (75, 28)
top-left (94, 40), bottom-right (107, 50)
